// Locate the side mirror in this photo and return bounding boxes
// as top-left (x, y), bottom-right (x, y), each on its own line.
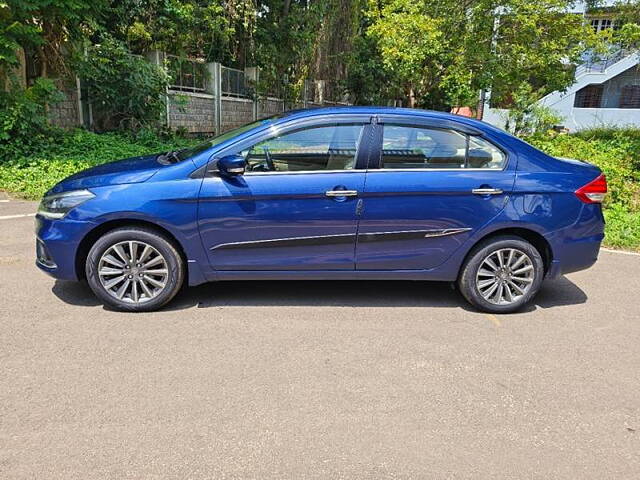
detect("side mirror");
top-left (216, 154), bottom-right (246, 177)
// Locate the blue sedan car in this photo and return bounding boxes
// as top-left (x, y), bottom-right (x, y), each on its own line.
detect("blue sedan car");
top-left (35, 107), bottom-right (607, 313)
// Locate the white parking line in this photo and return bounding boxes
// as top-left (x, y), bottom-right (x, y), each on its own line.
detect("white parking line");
top-left (601, 247), bottom-right (640, 257)
top-left (0, 213), bottom-right (36, 220)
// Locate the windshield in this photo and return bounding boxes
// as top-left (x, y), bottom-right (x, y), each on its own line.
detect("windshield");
top-left (176, 119), bottom-right (271, 161)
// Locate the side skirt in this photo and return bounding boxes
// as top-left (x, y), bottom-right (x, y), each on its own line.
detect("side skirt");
top-left (212, 269), bottom-right (456, 282)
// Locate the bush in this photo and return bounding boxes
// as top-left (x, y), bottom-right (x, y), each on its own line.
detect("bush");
top-left (0, 78), bottom-right (63, 158)
top-left (75, 36), bottom-right (169, 131)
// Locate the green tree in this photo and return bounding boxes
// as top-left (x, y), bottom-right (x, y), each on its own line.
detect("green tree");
top-left (0, 0), bottom-right (103, 78)
top-left (360, 0), bottom-right (598, 110)
top-left (105, 0), bottom-right (235, 63)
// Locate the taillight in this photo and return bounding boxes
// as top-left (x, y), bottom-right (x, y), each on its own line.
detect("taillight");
top-left (575, 173), bottom-right (607, 204)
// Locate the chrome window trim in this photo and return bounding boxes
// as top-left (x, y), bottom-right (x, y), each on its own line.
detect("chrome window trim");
top-left (367, 167), bottom-right (508, 172)
top-left (244, 169), bottom-right (363, 176)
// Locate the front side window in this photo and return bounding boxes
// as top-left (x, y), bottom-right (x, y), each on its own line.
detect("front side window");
top-left (380, 125), bottom-right (506, 170)
top-left (242, 124), bottom-right (364, 172)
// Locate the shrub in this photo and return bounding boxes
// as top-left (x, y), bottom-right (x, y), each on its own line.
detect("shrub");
top-left (75, 36), bottom-right (169, 131)
top-left (0, 78), bottom-right (63, 159)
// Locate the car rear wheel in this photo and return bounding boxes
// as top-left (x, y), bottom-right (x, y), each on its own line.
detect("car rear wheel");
top-left (458, 235), bottom-right (544, 314)
top-left (86, 227), bottom-right (184, 312)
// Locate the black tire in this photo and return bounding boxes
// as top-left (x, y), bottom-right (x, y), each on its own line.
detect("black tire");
top-left (458, 235), bottom-right (545, 314)
top-left (85, 227), bottom-right (184, 312)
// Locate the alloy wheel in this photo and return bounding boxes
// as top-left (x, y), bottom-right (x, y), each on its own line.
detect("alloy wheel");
top-left (475, 248), bottom-right (535, 305)
top-left (98, 240), bottom-right (169, 304)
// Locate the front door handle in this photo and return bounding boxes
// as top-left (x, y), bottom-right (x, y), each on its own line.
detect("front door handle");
top-left (472, 188), bottom-right (503, 195)
top-left (325, 190), bottom-right (358, 197)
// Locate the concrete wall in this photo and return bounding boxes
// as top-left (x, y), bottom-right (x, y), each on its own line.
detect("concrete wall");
top-left (258, 97), bottom-right (284, 119)
top-left (221, 97), bottom-right (254, 131)
top-left (168, 91), bottom-right (216, 134)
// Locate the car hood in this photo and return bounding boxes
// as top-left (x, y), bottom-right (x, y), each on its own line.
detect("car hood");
top-left (46, 154), bottom-right (161, 195)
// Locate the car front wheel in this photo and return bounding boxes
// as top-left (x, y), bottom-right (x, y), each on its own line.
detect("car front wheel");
top-left (86, 227), bottom-right (184, 312)
top-left (458, 235), bottom-right (545, 314)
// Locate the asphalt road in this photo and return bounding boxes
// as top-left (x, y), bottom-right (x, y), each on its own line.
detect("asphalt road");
top-left (1, 198), bottom-right (639, 479)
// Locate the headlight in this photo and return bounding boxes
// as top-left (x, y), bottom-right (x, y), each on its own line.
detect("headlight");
top-left (38, 189), bottom-right (95, 219)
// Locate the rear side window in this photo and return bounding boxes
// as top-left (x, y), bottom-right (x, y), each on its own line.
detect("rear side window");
top-left (380, 125), bottom-right (506, 170)
top-left (467, 136), bottom-right (506, 169)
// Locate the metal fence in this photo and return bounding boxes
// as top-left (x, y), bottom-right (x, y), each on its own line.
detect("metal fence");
top-left (221, 66), bottom-right (248, 98)
top-left (167, 55), bottom-right (208, 92)
top-left (575, 48), bottom-right (630, 76)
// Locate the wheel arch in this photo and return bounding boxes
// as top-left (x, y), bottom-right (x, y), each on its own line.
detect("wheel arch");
top-left (461, 227), bottom-right (553, 275)
top-left (75, 218), bottom-right (188, 282)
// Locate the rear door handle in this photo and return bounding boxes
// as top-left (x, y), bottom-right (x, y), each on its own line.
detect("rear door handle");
top-left (472, 188), bottom-right (503, 195)
top-left (325, 190), bottom-right (358, 197)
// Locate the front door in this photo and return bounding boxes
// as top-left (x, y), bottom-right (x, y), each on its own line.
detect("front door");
top-left (356, 120), bottom-right (516, 270)
top-left (198, 121), bottom-right (370, 270)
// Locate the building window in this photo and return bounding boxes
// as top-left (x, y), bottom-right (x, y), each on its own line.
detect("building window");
top-left (590, 18), bottom-right (619, 32)
top-left (574, 85), bottom-right (604, 108)
top-left (619, 85), bottom-right (640, 108)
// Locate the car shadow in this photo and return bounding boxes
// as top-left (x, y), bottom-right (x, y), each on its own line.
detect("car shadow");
top-left (51, 280), bottom-right (102, 307)
top-left (51, 275), bottom-right (587, 313)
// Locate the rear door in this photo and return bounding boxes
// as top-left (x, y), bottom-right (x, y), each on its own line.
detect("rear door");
top-left (356, 117), bottom-right (516, 270)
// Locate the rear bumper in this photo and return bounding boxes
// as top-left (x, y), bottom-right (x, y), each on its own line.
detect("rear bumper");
top-left (546, 204), bottom-right (605, 278)
top-left (546, 233), bottom-right (603, 279)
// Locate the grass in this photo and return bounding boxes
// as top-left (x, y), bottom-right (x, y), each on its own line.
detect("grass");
top-left (0, 126), bottom-right (638, 250)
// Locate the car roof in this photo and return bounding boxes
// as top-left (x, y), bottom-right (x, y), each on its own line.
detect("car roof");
top-left (269, 106), bottom-right (506, 135)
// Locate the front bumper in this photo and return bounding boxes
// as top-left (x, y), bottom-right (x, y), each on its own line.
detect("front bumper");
top-left (35, 214), bottom-right (95, 281)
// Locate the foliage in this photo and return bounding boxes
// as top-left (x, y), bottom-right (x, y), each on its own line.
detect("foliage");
top-left (346, 26), bottom-right (391, 105)
top-left (613, 0), bottom-right (640, 48)
top-left (0, 77), bottom-right (63, 158)
top-left (366, 1), bottom-right (445, 108)
top-left (253, 0), bottom-right (327, 97)
top-left (501, 84), bottom-right (564, 136)
top-left (0, 129), bottom-right (199, 199)
top-left (527, 128), bottom-right (640, 250)
top-left (360, 0), bottom-right (599, 109)
top-left (0, 0), bottom-right (103, 77)
top-left (113, 0), bottom-right (234, 63)
top-left (75, 36), bottom-right (170, 131)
